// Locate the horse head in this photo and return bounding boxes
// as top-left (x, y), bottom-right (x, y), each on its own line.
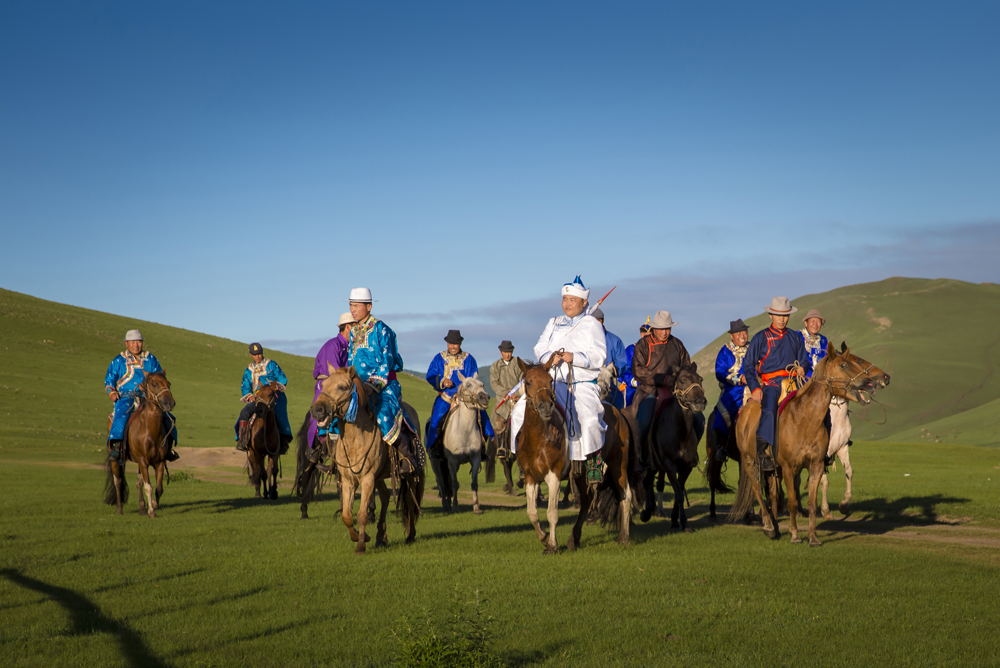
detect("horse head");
top-left (815, 343), bottom-right (879, 405)
top-left (255, 381), bottom-right (278, 409)
top-left (673, 363), bottom-right (706, 413)
top-left (455, 371), bottom-right (490, 410)
top-left (841, 341), bottom-right (891, 389)
top-left (310, 363), bottom-right (357, 428)
top-left (143, 372), bottom-right (175, 412)
top-left (518, 357), bottom-right (557, 424)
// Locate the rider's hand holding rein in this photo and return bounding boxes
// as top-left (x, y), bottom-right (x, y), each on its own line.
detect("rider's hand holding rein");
top-left (241, 393), bottom-right (254, 403)
top-left (551, 350), bottom-right (574, 365)
top-left (109, 390), bottom-right (121, 402)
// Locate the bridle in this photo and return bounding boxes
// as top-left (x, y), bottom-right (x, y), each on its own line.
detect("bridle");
top-left (674, 378), bottom-right (704, 411)
top-left (455, 382), bottom-right (489, 412)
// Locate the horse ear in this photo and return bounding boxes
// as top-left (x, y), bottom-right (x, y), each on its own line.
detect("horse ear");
top-left (840, 341), bottom-right (848, 354)
top-left (457, 371), bottom-right (466, 382)
top-left (327, 361), bottom-right (336, 375)
top-left (472, 371), bottom-right (478, 380)
top-left (542, 356), bottom-right (556, 372)
top-left (688, 361), bottom-right (698, 373)
top-left (517, 358), bottom-right (528, 374)
top-left (827, 341), bottom-right (837, 357)
top-left (317, 374), bottom-right (329, 381)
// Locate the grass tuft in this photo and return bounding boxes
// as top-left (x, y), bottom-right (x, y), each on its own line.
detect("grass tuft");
top-left (393, 589), bottom-right (504, 668)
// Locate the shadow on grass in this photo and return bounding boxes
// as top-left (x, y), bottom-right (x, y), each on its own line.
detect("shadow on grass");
top-left (168, 494), bottom-right (302, 514)
top-left (820, 493), bottom-right (973, 529)
top-left (0, 568), bottom-right (174, 668)
top-left (93, 567), bottom-right (207, 594)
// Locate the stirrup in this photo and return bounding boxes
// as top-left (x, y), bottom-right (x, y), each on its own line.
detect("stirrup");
top-left (166, 449), bottom-right (180, 462)
top-left (586, 453), bottom-right (604, 484)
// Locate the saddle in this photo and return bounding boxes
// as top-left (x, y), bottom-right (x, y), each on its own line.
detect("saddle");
top-left (652, 386), bottom-right (674, 424)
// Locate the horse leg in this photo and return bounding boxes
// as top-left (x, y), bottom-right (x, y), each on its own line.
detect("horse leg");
top-left (374, 479), bottom-right (390, 548)
top-left (447, 454), bottom-right (460, 513)
top-left (355, 476), bottom-right (374, 555)
top-left (640, 469), bottom-right (655, 523)
top-left (807, 463), bottom-right (824, 547)
top-left (525, 480), bottom-right (547, 544)
top-left (677, 468), bottom-right (692, 532)
top-left (112, 461), bottom-right (125, 515)
top-left (838, 447), bottom-right (853, 515)
top-left (340, 476), bottom-right (360, 543)
top-left (783, 467), bottom-right (801, 544)
top-left (138, 464), bottom-right (155, 519)
top-left (543, 470), bottom-right (561, 554)
top-left (656, 471), bottom-right (667, 518)
top-left (502, 457), bottom-right (515, 495)
top-left (618, 482), bottom-right (633, 545)
top-left (470, 452), bottom-right (482, 515)
top-left (153, 463), bottom-right (164, 510)
top-left (745, 456), bottom-right (778, 539)
top-left (568, 473), bottom-right (591, 551)
top-left (820, 468), bottom-right (833, 520)
top-left (269, 456), bottom-right (279, 500)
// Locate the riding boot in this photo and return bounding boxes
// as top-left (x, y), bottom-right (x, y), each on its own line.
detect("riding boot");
top-left (279, 434), bottom-right (291, 456)
top-left (756, 436), bottom-right (775, 472)
top-left (165, 446), bottom-right (180, 462)
top-left (107, 439), bottom-right (123, 462)
top-left (236, 420), bottom-right (250, 452)
top-left (586, 452), bottom-right (605, 484)
top-left (393, 434), bottom-right (418, 477)
top-left (714, 441), bottom-right (728, 463)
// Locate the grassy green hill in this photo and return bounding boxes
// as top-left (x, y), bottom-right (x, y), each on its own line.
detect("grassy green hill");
top-left (691, 277), bottom-right (1000, 446)
top-left (0, 288), bottom-right (439, 458)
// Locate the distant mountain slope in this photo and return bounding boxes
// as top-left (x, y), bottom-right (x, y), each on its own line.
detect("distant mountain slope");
top-left (690, 277), bottom-right (1000, 446)
top-left (0, 289), bottom-right (439, 456)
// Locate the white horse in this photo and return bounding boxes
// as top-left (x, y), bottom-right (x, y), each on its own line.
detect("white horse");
top-left (819, 397), bottom-right (854, 518)
top-left (441, 372), bottom-right (491, 514)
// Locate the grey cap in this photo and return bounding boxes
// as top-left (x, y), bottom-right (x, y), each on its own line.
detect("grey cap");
top-left (592, 307), bottom-right (605, 320)
top-left (125, 329), bottom-right (143, 341)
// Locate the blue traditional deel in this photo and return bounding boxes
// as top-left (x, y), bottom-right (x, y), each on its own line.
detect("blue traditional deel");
top-left (239, 357), bottom-right (292, 438)
top-left (105, 350), bottom-right (177, 442)
top-left (744, 325), bottom-right (811, 447)
top-left (425, 349), bottom-right (494, 451)
top-left (348, 315), bottom-right (406, 444)
top-left (712, 341), bottom-right (748, 434)
top-left (603, 328), bottom-right (628, 409)
top-left (800, 329), bottom-right (829, 379)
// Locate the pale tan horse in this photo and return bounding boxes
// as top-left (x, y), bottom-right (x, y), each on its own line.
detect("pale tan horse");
top-left (728, 343), bottom-right (878, 546)
top-left (310, 365), bottom-right (423, 555)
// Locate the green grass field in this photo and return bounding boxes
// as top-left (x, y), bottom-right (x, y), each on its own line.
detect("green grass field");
top-left (3, 285), bottom-right (1000, 667)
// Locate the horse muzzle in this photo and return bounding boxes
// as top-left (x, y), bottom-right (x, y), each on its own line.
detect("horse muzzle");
top-left (310, 402), bottom-right (331, 426)
top-left (159, 397), bottom-right (176, 412)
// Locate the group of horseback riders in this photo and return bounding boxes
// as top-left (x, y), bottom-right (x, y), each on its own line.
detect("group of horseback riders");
top-left (103, 278), bottom-right (831, 488)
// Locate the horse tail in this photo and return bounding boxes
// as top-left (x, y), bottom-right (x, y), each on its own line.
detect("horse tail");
top-left (399, 469), bottom-right (424, 538)
top-left (592, 481), bottom-right (625, 532)
top-left (726, 461), bottom-right (753, 524)
top-left (705, 412), bottom-right (734, 495)
top-left (484, 433), bottom-right (497, 484)
top-left (292, 412), bottom-right (325, 501)
top-left (103, 460), bottom-right (128, 505)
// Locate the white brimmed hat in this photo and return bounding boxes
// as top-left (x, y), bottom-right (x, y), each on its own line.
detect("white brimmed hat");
top-left (561, 275), bottom-right (590, 300)
top-left (651, 310), bottom-right (678, 329)
top-left (766, 296), bottom-right (797, 315)
top-left (339, 313), bottom-right (356, 326)
top-left (345, 287), bottom-right (375, 303)
top-left (125, 329), bottom-right (143, 341)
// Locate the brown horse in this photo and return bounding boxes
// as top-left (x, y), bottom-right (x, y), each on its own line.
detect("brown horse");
top-left (704, 406), bottom-right (736, 521)
top-left (245, 381), bottom-right (282, 500)
top-left (515, 357), bottom-right (578, 553)
top-left (639, 365), bottom-right (708, 530)
top-left (103, 371), bottom-right (176, 518)
top-left (310, 365), bottom-right (424, 555)
top-left (728, 343), bottom-right (878, 546)
top-left (588, 400), bottom-right (644, 544)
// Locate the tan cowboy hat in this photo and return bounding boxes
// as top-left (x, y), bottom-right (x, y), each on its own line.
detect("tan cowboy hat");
top-left (802, 308), bottom-right (825, 324)
top-left (765, 296), bottom-right (797, 316)
top-left (339, 312), bottom-right (356, 326)
top-left (651, 310), bottom-right (678, 329)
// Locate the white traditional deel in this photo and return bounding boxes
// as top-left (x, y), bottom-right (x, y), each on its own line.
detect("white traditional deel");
top-left (510, 308), bottom-right (608, 461)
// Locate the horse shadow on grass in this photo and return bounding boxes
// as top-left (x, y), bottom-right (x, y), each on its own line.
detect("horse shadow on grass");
top-left (818, 493), bottom-right (973, 532)
top-left (168, 494), bottom-right (303, 514)
top-left (0, 568), bottom-right (175, 668)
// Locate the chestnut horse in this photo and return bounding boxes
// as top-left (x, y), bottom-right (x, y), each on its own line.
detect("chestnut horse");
top-left (727, 343), bottom-right (878, 546)
top-left (310, 365), bottom-right (424, 555)
top-left (515, 358), bottom-right (577, 553)
top-left (103, 371), bottom-right (176, 518)
top-left (245, 381), bottom-right (281, 500)
top-left (639, 364), bottom-right (708, 530)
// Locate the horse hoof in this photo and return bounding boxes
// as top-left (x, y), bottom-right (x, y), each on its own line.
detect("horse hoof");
top-left (270, 490), bottom-right (278, 500)
top-left (503, 483), bottom-right (512, 493)
top-left (790, 536), bottom-right (802, 544)
top-left (405, 536), bottom-right (416, 545)
top-left (683, 528), bottom-right (694, 534)
top-left (640, 510), bottom-right (652, 523)
top-left (301, 513), bottom-right (309, 520)
top-left (473, 507), bottom-right (483, 515)
top-left (822, 512), bottom-right (834, 521)
top-left (354, 548), bottom-right (366, 556)
top-left (543, 546), bottom-right (558, 555)
top-left (567, 537), bottom-right (577, 551)
top-left (375, 540), bottom-right (388, 548)
top-left (764, 527), bottom-right (777, 539)
top-left (809, 539), bottom-right (822, 548)
top-left (839, 502), bottom-right (851, 515)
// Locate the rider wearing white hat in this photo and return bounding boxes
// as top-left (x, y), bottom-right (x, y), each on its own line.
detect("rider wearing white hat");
top-left (104, 329), bottom-right (179, 463)
top-left (345, 287), bottom-right (420, 476)
top-left (509, 275), bottom-right (608, 483)
top-left (744, 296), bottom-right (811, 471)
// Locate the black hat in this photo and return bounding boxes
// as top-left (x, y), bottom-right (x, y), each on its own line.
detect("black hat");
top-left (498, 340), bottom-right (514, 353)
top-left (728, 319), bottom-right (748, 334)
top-left (444, 330), bottom-right (464, 345)
top-left (249, 342), bottom-right (264, 355)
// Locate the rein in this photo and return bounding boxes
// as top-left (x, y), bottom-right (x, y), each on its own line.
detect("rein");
top-left (334, 374), bottom-right (380, 477)
top-left (674, 381), bottom-right (703, 411)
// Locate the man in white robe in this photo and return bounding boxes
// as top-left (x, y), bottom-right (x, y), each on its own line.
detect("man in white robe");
top-left (510, 276), bottom-right (608, 482)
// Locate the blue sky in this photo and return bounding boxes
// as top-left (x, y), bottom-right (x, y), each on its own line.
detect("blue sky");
top-left (2, 1), bottom-right (998, 371)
